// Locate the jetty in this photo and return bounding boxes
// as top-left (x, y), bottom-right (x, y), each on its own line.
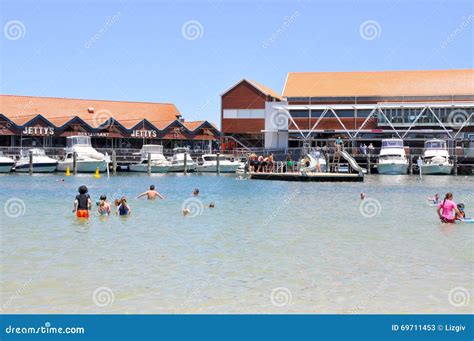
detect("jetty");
top-left (249, 171), bottom-right (363, 182)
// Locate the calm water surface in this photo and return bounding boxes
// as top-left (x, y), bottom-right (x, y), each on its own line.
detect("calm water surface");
top-left (0, 173), bottom-right (473, 313)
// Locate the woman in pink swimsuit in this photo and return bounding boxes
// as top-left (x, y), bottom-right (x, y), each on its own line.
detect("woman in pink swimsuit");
top-left (437, 192), bottom-right (461, 224)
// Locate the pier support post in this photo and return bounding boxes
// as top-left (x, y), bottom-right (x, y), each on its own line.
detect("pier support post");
top-left (29, 150), bottom-right (33, 174)
top-left (409, 156), bottom-right (413, 175)
top-left (147, 152), bottom-right (151, 175)
top-left (112, 150), bottom-right (117, 175)
top-left (216, 152), bottom-right (220, 175)
top-left (366, 155), bottom-right (371, 174)
top-left (184, 152), bottom-right (187, 174)
top-left (454, 155), bottom-right (458, 175)
top-left (73, 152), bottom-right (78, 175)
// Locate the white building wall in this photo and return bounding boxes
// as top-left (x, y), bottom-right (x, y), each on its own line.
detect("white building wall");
top-left (264, 101), bottom-right (289, 149)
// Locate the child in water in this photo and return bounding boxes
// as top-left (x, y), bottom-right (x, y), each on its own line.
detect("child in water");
top-left (98, 195), bottom-right (111, 216)
top-left (116, 197), bottom-right (131, 216)
top-left (456, 203), bottom-right (466, 220)
top-left (73, 185), bottom-right (91, 218)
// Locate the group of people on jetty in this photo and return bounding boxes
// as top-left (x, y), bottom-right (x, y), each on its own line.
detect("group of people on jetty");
top-left (73, 185), bottom-right (215, 219)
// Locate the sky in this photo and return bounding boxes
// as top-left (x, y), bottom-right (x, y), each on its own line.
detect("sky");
top-left (1, 0), bottom-right (473, 125)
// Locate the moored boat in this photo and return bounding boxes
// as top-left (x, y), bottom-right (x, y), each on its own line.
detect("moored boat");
top-left (421, 139), bottom-right (453, 175)
top-left (376, 139), bottom-right (409, 175)
top-left (196, 154), bottom-right (241, 173)
top-left (57, 136), bottom-right (106, 173)
top-left (0, 151), bottom-right (15, 173)
top-left (168, 147), bottom-right (196, 172)
top-left (15, 148), bottom-right (57, 173)
top-left (129, 145), bottom-right (170, 173)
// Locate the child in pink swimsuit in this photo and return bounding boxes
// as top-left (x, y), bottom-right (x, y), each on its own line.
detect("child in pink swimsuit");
top-left (437, 192), bottom-right (461, 223)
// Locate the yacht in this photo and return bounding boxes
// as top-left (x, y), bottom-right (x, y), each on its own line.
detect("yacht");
top-left (376, 139), bottom-right (409, 175)
top-left (57, 136), bottom-right (107, 173)
top-left (196, 154), bottom-right (241, 173)
top-left (421, 139), bottom-right (453, 175)
top-left (0, 151), bottom-right (15, 173)
top-left (15, 148), bottom-right (58, 173)
top-left (168, 147), bottom-right (196, 172)
top-left (129, 144), bottom-right (171, 173)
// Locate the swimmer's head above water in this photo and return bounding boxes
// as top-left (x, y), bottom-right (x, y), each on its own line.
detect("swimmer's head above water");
top-left (150, 185), bottom-right (155, 190)
top-left (193, 188), bottom-right (199, 196)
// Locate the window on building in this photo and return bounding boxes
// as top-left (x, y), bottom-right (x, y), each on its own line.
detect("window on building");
top-left (290, 110), bottom-right (309, 118)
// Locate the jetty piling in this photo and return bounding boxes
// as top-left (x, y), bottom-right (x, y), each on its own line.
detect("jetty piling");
top-left (28, 150), bottom-right (33, 174)
top-left (73, 152), bottom-right (78, 175)
top-left (147, 153), bottom-right (151, 175)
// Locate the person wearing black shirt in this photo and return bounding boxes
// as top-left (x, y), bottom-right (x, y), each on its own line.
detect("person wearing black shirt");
top-left (73, 185), bottom-right (92, 218)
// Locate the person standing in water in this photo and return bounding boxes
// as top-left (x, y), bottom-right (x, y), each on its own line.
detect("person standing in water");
top-left (73, 185), bottom-right (92, 218)
top-left (437, 192), bottom-right (462, 223)
top-left (97, 194), bottom-right (111, 216)
top-left (116, 197), bottom-right (131, 216)
top-left (136, 185), bottom-right (165, 200)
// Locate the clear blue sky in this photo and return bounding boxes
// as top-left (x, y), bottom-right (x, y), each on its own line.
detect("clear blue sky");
top-left (1, 0), bottom-right (473, 125)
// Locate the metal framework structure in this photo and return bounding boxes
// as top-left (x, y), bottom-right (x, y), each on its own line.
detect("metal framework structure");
top-left (272, 102), bottom-right (474, 143)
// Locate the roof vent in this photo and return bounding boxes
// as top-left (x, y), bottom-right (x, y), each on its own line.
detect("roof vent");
top-left (88, 107), bottom-right (94, 113)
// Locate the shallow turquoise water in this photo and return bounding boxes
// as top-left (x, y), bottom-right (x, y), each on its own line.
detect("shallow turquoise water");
top-left (0, 173), bottom-right (473, 313)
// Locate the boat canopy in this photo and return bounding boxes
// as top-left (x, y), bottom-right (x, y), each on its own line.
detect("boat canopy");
top-left (21, 148), bottom-right (46, 157)
top-left (381, 139), bottom-right (404, 148)
top-left (141, 145), bottom-right (163, 154)
top-left (203, 154), bottom-right (227, 161)
top-left (425, 140), bottom-right (447, 150)
top-left (66, 136), bottom-right (92, 147)
top-left (173, 147), bottom-right (189, 153)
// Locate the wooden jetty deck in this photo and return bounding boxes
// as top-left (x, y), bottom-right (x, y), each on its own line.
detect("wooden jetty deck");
top-left (248, 171), bottom-right (364, 182)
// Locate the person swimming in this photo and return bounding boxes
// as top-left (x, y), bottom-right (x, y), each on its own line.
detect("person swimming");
top-left (193, 188), bottom-right (200, 196)
top-left (428, 193), bottom-right (440, 205)
top-left (116, 197), bottom-right (131, 216)
top-left (136, 185), bottom-right (165, 200)
top-left (97, 194), bottom-right (111, 216)
top-left (209, 202), bottom-right (215, 208)
top-left (73, 185), bottom-right (91, 218)
top-left (360, 192), bottom-right (366, 200)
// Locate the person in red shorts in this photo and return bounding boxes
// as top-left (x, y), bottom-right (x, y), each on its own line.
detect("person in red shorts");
top-left (437, 192), bottom-right (462, 224)
top-left (73, 185), bottom-right (92, 218)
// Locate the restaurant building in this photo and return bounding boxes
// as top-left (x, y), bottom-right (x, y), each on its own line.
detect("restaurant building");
top-left (221, 69), bottom-right (474, 151)
top-left (0, 95), bottom-right (219, 150)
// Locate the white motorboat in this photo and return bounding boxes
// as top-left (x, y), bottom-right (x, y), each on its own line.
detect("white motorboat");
top-left (57, 136), bottom-right (106, 173)
top-left (196, 154), bottom-right (241, 173)
top-left (15, 148), bottom-right (58, 173)
top-left (129, 144), bottom-right (171, 173)
top-left (421, 139), bottom-right (453, 175)
top-left (0, 151), bottom-right (15, 173)
top-left (168, 147), bottom-right (196, 172)
top-left (376, 139), bottom-right (409, 175)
